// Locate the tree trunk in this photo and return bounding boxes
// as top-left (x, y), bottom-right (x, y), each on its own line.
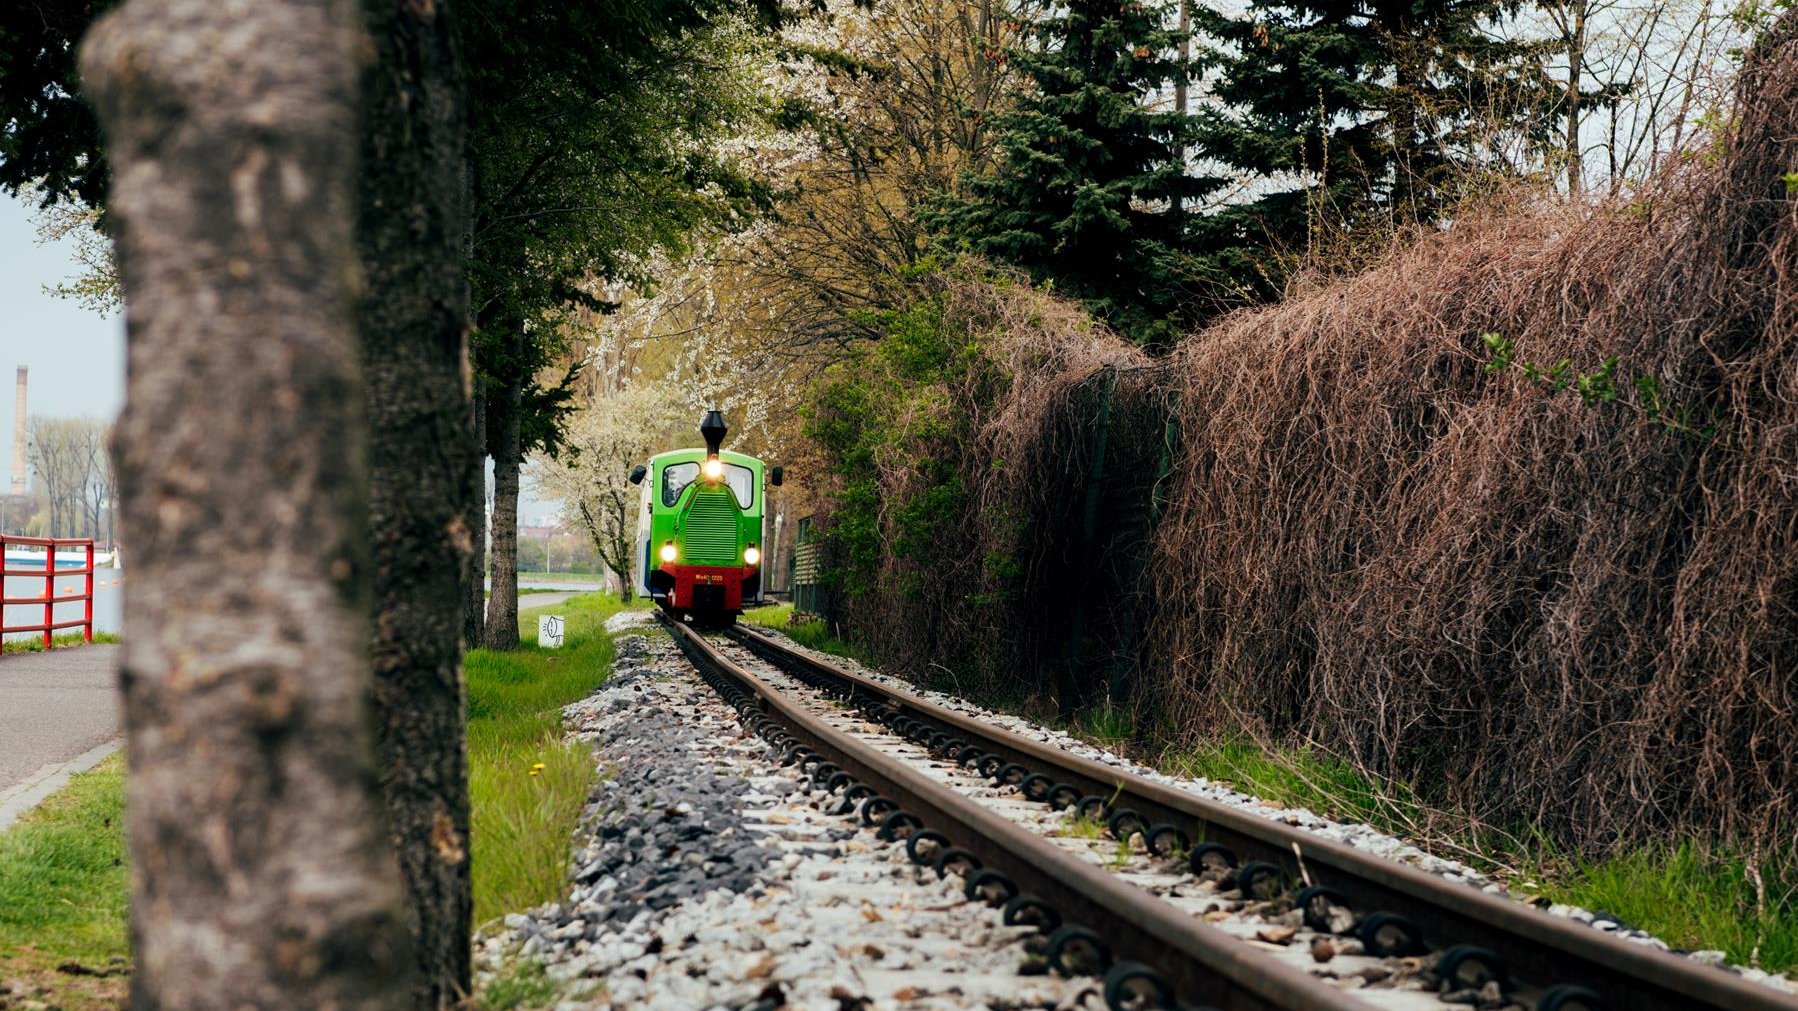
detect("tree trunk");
top-left (464, 387), bottom-right (487, 647)
top-left (356, 0), bottom-right (474, 1005)
top-left (578, 496), bottom-right (633, 604)
top-left (483, 368), bottom-right (521, 649)
top-left (1564, 0), bottom-right (1588, 195)
top-left (1174, 0), bottom-right (1189, 220)
top-left (81, 2), bottom-right (413, 1007)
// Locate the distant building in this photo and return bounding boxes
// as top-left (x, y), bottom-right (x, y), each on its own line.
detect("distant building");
top-left (10, 367), bottom-right (27, 497)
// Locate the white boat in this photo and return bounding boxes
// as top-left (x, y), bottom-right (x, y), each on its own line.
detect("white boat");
top-left (4, 547), bottom-right (116, 569)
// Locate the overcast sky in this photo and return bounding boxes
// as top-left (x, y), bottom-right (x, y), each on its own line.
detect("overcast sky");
top-left (0, 192), bottom-right (125, 494)
top-left (0, 193), bottom-right (575, 525)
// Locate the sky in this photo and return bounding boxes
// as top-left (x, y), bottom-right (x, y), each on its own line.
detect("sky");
top-left (0, 192), bottom-right (571, 524)
top-left (0, 192), bottom-right (126, 494)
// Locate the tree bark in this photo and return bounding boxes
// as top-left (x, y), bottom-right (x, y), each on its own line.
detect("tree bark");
top-left (80, 2), bottom-right (413, 1007)
top-left (483, 367), bottom-right (521, 648)
top-left (356, 0), bottom-right (474, 1005)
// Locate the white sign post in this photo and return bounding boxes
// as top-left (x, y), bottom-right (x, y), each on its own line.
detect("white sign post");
top-left (538, 614), bottom-right (565, 648)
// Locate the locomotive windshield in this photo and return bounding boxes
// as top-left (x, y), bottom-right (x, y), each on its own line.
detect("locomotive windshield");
top-left (723, 464), bottom-right (754, 508)
top-left (661, 462), bottom-right (698, 506)
top-left (661, 460), bottom-right (755, 509)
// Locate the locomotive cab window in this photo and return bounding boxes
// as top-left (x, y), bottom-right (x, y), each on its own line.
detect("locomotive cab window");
top-left (662, 460), bottom-right (756, 509)
top-left (723, 464), bottom-right (754, 509)
top-left (661, 462), bottom-right (699, 507)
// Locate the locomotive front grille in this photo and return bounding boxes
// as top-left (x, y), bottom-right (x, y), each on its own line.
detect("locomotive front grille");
top-left (683, 487), bottom-right (739, 565)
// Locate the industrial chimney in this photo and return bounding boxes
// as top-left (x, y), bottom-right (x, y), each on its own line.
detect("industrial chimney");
top-left (9, 367), bottom-right (25, 497)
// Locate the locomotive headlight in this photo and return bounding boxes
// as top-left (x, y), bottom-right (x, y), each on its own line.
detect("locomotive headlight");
top-left (703, 457), bottom-right (724, 480)
top-left (743, 545), bottom-right (761, 565)
top-left (659, 541), bottom-right (677, 563)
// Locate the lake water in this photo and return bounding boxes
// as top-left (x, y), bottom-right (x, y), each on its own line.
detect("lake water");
top-left (2, 565), bottom-right (124, 642)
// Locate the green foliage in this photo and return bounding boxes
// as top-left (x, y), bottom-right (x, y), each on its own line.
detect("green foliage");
top-left (467, 593), bottom-right (638, 924)
top-left (804, 291), bottom-right (993, 602)
top-left (466, 0), bottom-right (781, 462)
top-left (0, 1), bottom-right (118, 209)
top-left (925, 0), bottom-right (1202, 346)
top-left (0, 755), bottom-right (128, 962)
top-left (1189, 0), bottom-right (1567, 297)
top-left (1481, 332), bottom-right (1716, 436)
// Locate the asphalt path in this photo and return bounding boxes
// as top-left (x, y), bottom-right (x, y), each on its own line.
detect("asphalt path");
top-left (0, 644), bottom-right (122, 803)
top-left (0, 586), bottom-right (592, 816)
top-left (518, 590), bottom-right (582, 611)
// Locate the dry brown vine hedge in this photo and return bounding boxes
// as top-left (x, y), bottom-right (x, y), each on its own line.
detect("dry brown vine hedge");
top-left (821, 20), bottom-right (1798, 858)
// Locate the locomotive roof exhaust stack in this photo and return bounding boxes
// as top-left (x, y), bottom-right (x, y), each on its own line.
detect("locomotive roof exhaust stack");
top-left (700, 410), bottom-right (728, 456)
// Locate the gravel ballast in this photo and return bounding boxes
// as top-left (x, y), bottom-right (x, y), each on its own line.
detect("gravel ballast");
top-left (474, 615), bottom-right (1105, 1010)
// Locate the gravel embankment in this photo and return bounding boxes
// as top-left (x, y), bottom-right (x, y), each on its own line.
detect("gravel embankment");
top-left (474, 615), bottom-right (1105, 1010)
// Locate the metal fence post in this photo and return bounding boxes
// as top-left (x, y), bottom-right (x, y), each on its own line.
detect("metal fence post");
top-left (84, 540), bottom-right (95, 643)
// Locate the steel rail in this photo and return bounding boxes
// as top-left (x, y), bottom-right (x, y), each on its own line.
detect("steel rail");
top-left (727, 623), bottom-right (1797, 1011)
top-left (663, 615), bottom-right (1367, 1011)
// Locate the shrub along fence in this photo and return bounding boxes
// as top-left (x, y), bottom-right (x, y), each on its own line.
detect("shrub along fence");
top-left (807, 23), bottom-right (1798, 862)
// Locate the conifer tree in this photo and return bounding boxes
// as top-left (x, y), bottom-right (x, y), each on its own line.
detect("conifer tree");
top-left (928, 0), bottom-right (1205, 347)
top-left (1190, 0), bottom-right (1558, 300)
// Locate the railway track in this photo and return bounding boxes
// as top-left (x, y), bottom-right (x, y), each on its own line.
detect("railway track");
top-left (660, 614), bottom-right (1795, 1011)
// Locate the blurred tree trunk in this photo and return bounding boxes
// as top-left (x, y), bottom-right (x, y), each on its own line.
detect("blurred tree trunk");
top-left (81, 1), bottom-right (413, 1007)
top-left (356, 0), bottom-right (475, 1004)
top-left (484, 354), bottom-right (521, 649)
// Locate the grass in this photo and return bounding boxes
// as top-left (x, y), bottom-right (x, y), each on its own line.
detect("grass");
top-left (741, 602), bottom-right (862, 660)
top-left (2, 630), bottom-right (122, 655)
top-left (1160, 735), bottom-right (1798, 975)
top-left (1164, 737), bottom-right (1426, 837)
top-left (476, 958), bottom-right (563, 1010)
top-left (1538, 842), bottom-right (1797, 969)
top-left (0, 754), bottom-right (130, 1009)
top-left (467, 591), bottom-right (644, 927)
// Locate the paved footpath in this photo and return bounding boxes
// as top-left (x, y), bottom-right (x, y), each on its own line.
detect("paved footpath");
top-left (0, 644), bottom-right (122, 829)
top-left (0, 590), bottom-right (589, 828)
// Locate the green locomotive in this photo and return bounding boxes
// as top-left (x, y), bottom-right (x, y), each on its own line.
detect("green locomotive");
top-left (628, 411), bottom-right (781, 627)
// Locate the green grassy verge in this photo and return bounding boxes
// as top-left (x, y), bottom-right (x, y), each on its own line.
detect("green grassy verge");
top-left (0, 754), bottom-right (130, 1009)
top-left (2, 630), bottom-right (122, 655)
top-left (741, 602), bottom-right (861, 659)
top-left (1165, 738), bottom-right (1796, 975)
top-left (467, 592), bottom-right (645, 928)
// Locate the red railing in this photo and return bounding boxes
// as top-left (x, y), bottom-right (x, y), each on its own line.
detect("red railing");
top-left (1, 536), bottom-right (96, 649)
